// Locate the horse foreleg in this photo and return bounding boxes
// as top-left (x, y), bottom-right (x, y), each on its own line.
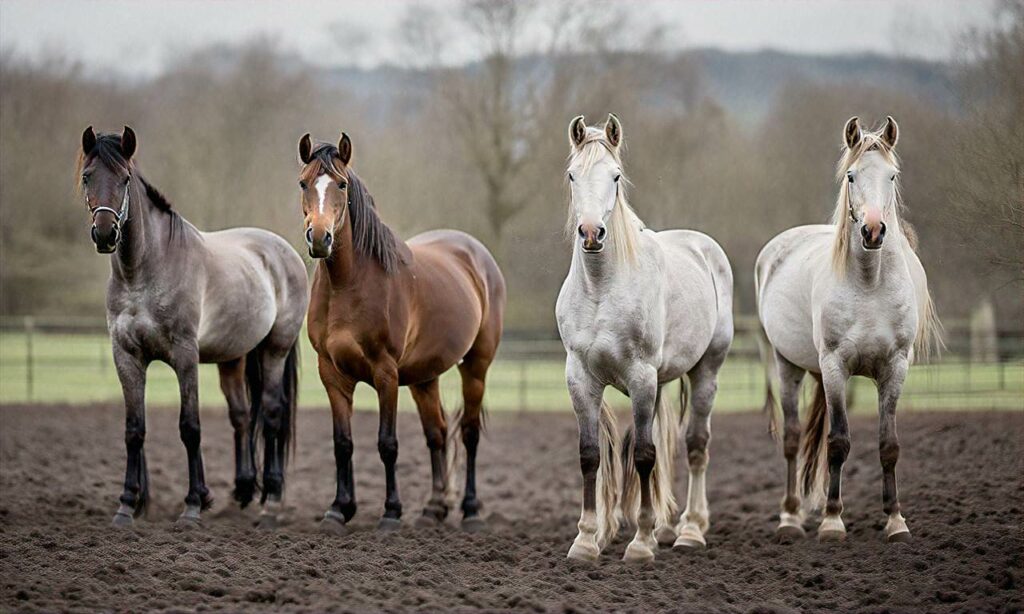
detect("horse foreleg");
top-left (172, 348), bottom-right (210, 526)
top-left (566, 361), bottom-right (605, 562)
top-left (111, 345), bottom-right (149, 528)
top-left (624, 369), bottom-right (659, 562)
top-left (774, 351), bottom-right (807, 540)
top-left (373, 363), bottom-right (402, 530)
top-left (878, 355), bottom-right (911, 542)
top-left (410, 378), bottom-right (449, 525)
top-left (818, 353), bottom-right (850, 541)
top-left (319, 358), bottom-right (356, 534)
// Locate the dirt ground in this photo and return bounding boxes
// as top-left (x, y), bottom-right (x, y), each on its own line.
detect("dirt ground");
top-left (0, 404), bottom-right (1020, 613)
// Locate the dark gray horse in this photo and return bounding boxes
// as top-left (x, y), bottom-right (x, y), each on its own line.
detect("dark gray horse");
top-left (78, 126), bottom-right (308, 528)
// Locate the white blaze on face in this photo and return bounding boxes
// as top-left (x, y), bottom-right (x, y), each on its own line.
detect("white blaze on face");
top-left (315, 174), bottom-right (333, 214)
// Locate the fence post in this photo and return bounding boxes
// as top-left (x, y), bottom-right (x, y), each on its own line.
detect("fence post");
top-left (519, 361), bottom-right (528, 413)
top-left (25, 316), bottom-right (34, 402)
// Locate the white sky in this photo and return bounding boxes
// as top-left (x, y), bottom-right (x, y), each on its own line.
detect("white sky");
top-left (0, 0), bottom-right (996, 76)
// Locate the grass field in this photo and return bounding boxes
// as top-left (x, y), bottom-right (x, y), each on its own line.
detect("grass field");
top-left (1, 331), bottom-right (1021, 413)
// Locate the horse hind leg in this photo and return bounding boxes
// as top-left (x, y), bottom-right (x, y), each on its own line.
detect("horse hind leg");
top-left (254, 341), bottom-right (300, 529)
top-left (218, 358), bottom-right (256, 508)
top-left (410, 378), bottom-right (450, 526)
top-left (455, 353), bottom-right (492, 531)
top-left (774, 351), bottom-right (807, 541)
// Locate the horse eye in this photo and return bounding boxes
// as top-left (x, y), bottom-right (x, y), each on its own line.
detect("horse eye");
top-left (299, 180), bottom-right (308, 190)
top-left (890, 173), bottom-right (897, 181)
top-left (81, 174), bottom-right (89, 186)
top-left (337, 181), bottom-right (347, 190)
top-left (847, 171), bottom-right (855, 184)
top-left (614, 174), bottom-right (621, 183)
top-left (568, 173), bottom-right (574, 182)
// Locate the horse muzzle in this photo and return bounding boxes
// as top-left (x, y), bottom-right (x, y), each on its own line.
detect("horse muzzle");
top-left (860, 221), bottom-right (886, 250)
top-left (306, 226), bottom-right (333, 259)
top-left (578, 223), bottom-right (606, 254)
top-left (91, 224), bottom-right (119, 254)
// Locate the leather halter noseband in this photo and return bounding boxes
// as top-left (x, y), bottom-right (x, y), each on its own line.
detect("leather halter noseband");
top-left (89, 174), bottom-right (131, 238)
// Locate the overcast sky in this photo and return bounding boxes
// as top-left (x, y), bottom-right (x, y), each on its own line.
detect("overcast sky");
top-left (0, 0), bottom-right (997, 76)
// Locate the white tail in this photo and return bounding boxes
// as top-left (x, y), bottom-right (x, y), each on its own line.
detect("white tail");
top-left (443, 406), bottom-right (463, 510)
top-left (595, 401), bottom-right (622, 549)
top-left (621, 391), bottom-right (679, 536)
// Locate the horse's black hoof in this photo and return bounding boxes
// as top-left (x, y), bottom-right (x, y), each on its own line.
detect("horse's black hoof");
top-left (378, 517), bottom-right (402, 532)
top-left (320, 512), bottom-right (348, 536)
top-left (111, 511), bottom-right (134, 529)
top-left (462, 516), bottom-right (487, 533)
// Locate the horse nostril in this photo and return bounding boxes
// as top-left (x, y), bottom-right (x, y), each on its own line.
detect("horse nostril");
top-left (91, 226), bottom-right (99, 243)
top-left (878, 222), bottom-right (887, 238)
top-left (110, 227), bottom-right (119, 243)
top-left (305, 227), bottom-right (314, 245)
top-left (577, 225), bottom-right (586, 239)
top-left (861, 225), bottom-right (870, 240)
top-left (596, 226), bottom-right (607, 241)
top-left (323, 231), bottom-right (333, 247)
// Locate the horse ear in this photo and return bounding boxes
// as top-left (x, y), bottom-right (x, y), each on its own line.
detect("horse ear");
top-left (882, 116), bottom-right (899, 149)
top-left (843, 116), bottom-right (862, 149)
top-left (568, 115), bottom-right (586, 148)
top-left (604, 113), bottom-right (622, 148)
top-left (338, 132), bottom-right (353, 166)
top-left (82, 126), bottom-right (97, 155)
top-left (120, 125), bottom-right (137, 160)
top-left (298, 133), bottom-right (313, 164)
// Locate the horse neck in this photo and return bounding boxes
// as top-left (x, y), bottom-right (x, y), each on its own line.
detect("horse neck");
top-left (320, 209), bottom-right (360, 286)
top-left (110, 177), bottom-right (160, 281)
top-left (843, 228), bottom-right (906, 289)
top-left (569, 240), bottom-right (623, 293)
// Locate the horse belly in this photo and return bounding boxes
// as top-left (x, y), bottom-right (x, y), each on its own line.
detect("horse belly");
top-left (197, 284), bottom-right (276, 363)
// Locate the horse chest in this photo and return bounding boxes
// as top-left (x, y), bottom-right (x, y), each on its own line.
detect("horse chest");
top-left (819, 290), bottom-right (916, 370)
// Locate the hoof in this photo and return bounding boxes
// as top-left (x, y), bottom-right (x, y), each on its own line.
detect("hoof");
top-left (111, 511), bottom-right (134, 529)
top-left (885, 513), bottom-right (910, 542)
top-left (623, 539), bottom-right (656, 562)
top-left (320, 511), bottom-right (348, 536)
top-left (256, 513), bottom-right (279, 531)
top-left (567, 539), bottom-right (600, 562)
top-left (817, 515), bottom-right (846, 542)
top-left (232, 480), bottom-right (256, 508)
top-left (775, 523), bottom-right (806, 542)
top-left (378, 517), bottom-right (402, 532)
top-left (655, 524), bottom-right (677, 547)
top-left (673, 522), bottom-right (706, 549)
top-left (175, 505), bottom-right (202, 529)
top-left (461, 516), bottom-right (487, 533)
top-left (415, 514), bottom-right (443, 529)
top-left (887, 530), bottom-right (911, 543)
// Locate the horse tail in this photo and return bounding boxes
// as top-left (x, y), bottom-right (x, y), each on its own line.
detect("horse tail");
top-left (757, 323), bottom-right (780, 440)
top-left (620, 391), bottom-right (679, 538)
top-left (914, 292), bottom-right (945, 364)
top-left (799, 375), bottom-right (828, 510)
top-left (444, 405), bottom-right (463, 510)
top-left (280, 341), bottom-right (300, 468)
top-left (595, 401), bottom-right (622, 550)
top-left (245, 346), bottom-right (264, 494)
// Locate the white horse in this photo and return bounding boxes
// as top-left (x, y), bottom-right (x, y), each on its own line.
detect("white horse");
top-left (756, 116), bottom-right (941, 542)
top-left (556, 114), bottom-right (734, 562)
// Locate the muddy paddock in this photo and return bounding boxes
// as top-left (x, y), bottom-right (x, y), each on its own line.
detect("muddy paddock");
top-left (0, 404), bottom-right (1020, 612)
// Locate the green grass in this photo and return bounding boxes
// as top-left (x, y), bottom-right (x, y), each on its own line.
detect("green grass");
top-left (0, 331), bottom-right (1021, 413)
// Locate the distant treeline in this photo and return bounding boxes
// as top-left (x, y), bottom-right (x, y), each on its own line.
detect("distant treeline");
top-left (1, 1), bottom-right (1020, 332)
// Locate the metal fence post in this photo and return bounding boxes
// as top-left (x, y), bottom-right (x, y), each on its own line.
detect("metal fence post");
top-left (25, 316), bottom-right (34, 402)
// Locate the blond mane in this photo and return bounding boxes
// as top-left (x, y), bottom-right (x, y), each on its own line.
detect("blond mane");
top-left (830, 127), bottom-right (942, 362)
top-left (566, 127), bottom-right (643, 264)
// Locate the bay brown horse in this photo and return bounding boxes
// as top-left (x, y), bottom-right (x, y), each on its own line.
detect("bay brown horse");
top-left (78, 126), bottom-right (308, 528)
top-left (296, 132), bottom-right (506, 531)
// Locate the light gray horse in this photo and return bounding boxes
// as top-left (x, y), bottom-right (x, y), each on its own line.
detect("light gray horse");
top-left (78, 126), bottom-right (308, 528)
top-left (756, 116), bottom-right (941, 542)
top-left (557, 115), bottom-right (734, 562)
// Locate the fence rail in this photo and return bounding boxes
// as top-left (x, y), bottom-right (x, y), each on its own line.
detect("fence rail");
top-left (0, 316), bottom-right (1021, 413)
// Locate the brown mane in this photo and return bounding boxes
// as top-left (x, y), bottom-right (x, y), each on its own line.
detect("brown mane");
top-left (300, 143), bottom-right (405, 273)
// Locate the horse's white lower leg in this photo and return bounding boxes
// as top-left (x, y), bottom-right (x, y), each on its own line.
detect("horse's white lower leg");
top-left (259, 496), bottom-right (283, 529)
top-left (567, 509), bottom-right (601, 561)
top-left (624, 507), bottom-right (656, 562)
top-left (674, 462), bottom-right (708, 548)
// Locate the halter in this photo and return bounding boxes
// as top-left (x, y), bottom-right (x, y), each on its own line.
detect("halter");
top-left (89, 174), bottom-right (131, 238)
